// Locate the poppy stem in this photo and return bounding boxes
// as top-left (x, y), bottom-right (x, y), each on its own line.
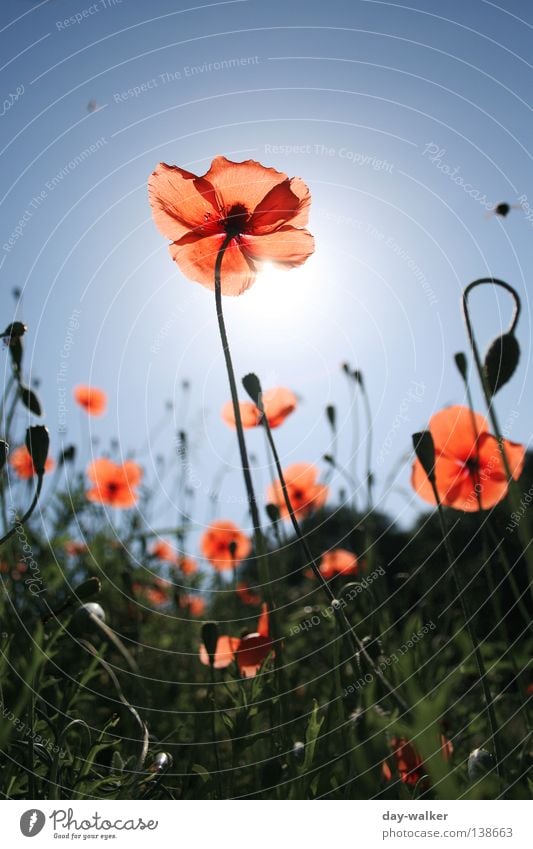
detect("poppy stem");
top-left (0, 473), bottom-right (44, 548)
top-left (462, 278), bottom-right (533, 601)
top-left (214, 236), bottom-right (265, 564)
top-left (427, 476), bottom-right (503, 784)
top-left (260, 410), bottom-right (408, 714)
top-left (213, 240), bottom-right (289, 747)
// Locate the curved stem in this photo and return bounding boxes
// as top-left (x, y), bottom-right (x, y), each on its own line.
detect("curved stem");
top-left (462, 278), bottom-right (533, 601)
top-left (0, 473), bottom-right (44, 547)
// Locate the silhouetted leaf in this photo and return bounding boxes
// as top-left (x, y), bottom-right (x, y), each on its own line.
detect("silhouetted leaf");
top-left (483, 331), bottom-right (520, 396)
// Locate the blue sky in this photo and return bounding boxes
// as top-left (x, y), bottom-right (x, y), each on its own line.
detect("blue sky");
top-left (1, 0), bottom-right (532, 550)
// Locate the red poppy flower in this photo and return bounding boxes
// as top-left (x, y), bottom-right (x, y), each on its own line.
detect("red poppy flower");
top-left (151, 540), bottom-right (178, 564)
top-left (412, 406), bottom-right (525, 511)
top-left (198, 605), bottom-right (272, 677)
top-left (318, 548), bottom-right (359, 579)
top-left (177, 555), bottom-right (198, 575)
top-left (74, 385), bottom-right (107, 416)
top-left (267, 462), bottom-right (328, 520)
top-left (382, 737), bottom-right (426, 786)
top-left (86, 458), bottom-right (142, 508)
top-left (10, 445), bottom-right (54, 479)
top-left (236, 581), bottom-right (262, 606)
top-left (221, 387), bottom-right (297, 430)
top-left (148, 156), bottom-right (314, 295)
top-left (200, 520), bottom-right (252, 571)
top-left (134, 578), bottom-right (170, 607)
top-left (234, 604), bottom-right (273, 677)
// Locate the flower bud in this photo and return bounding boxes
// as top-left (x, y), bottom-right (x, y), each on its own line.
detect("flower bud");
top-left (25, 426), bottom-right (50, 475)
top-left (0, 441), bottom-right (8, 472)
top-left (147, 752), bottom-right (173, 773)
top-left (73, 602), bottom-right (106, 631)
top-left (201, 622), bottom-right (219, 667)
top-left (292, 741), bottom-right (305, 761)
top-left (412, 430), bottom-right (436, 484)
top-left (454, 352), bottom-right (468, 382)
top-left (467, 747), bottom-right (495, 780)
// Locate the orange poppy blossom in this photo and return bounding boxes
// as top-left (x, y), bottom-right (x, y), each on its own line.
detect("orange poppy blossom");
top-left (411, 405), bottom-right (525, 511)
top-left (221, 387), bottom-right (297, 430)
top-left (180, 595), bottom-right (206, 617)
top-left (236, 581), bottom-right (262, 606)
top-left (267, 462), bottom-right (329, 520)
top-left (177, 555), bottom-right (198, 576)
top-left (199, 604), bottom-right (273, 677)
top-left (10, 445), bottom-right (54, 479)
top-left (148, 155), bottom-right (314, 295)
top-left (200, 520), bottom-right (252, 571)
top-left (73, 385), bottom-right (107, 416)
top-left (150, 540), bottom-right (178, 564)
top-left (86, 458), bottom-right (143, 508)
top-left (319, 548), bottom-right (359, 579)
top-left (133, 578), bottom-right (171, 607)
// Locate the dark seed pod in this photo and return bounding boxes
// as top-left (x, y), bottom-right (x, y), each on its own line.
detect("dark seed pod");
top-left (25, 426), bottom-right (50, 474)
top-left (412, 431), bottom-right (436, 484)
top-left (20, 385), bottom-right (42, 416)
top-left (494, 203), bottom-right (510, 217)
top-left (483, 331), bottom-right (520, 396)
top-left (454, 352), bottom-right (468, 383)
top-left (201, 622), bottom-right (219, 667)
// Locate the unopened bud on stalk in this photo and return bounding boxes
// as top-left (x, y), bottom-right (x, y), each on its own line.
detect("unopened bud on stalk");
top-left (412, 431), bottom-right (436, 485)
top-left (454, 352), bottom-right (468, 383)
top-left (73, 602), bottom-right (106, 630)
top-left (147, 752), bottom-right (173, 773)
top-left (0, 441), bottom-right (8, 472)
top-left (25, 426), bottom-right (50, 475)
top-left (266, 503), bottom-right (280, 523)
top-left (467, 747), bottom-right (495, 780)
top-left (201, 622), bottom-right (219, 667)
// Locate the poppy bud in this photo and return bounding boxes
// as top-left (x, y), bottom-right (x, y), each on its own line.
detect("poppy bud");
top-left (20, 385), bottom-right (42, 416)
top-left (147, 752), bottom-right (173, 773)
top-left (242, 372), bottom-right (263, 408)
top-left (265, 503), bottom-right (280, 523)
top-left (292, 741), bottom-right (305, 761)
top-left (467, 747), bottom-right (495, 780)
top-left (454, 352), bottom-right (468, 382)
top-left (412, 431), bottom-right (436, 484)
top-left (201, 622), bottom-right (219, 667)
top-left (326, 404), bottom-right (336, 429)
top-left (74, 577), bottom-right (101, 601)
top-left (1, 321), bottom-right (27, 340)
top-left (25, 426), bottom-right (50, 476)
top-left (59, 444), bottom-right (76, 466)
top-left (73, 602), bottom-right (106, 630)
top-left (353, 369), bottom-right (363, 386)
top-left (0, 441), bottom-right (8, 472)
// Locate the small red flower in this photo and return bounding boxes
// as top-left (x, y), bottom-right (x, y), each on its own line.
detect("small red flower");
top-left (319, 548), bottom-right (359, 579)
top-left (267, 462), bottom-right (328, 520)
top-left (200, 520), bottom-right (252, 571)
top-left (221, 387), bottom-right (297, 430)
top-left (148, 156), bottom-right (314, 296)
top-left (151, 540), bottom-right (178, 564)
top-left (382, 737), bottom-right (426, 787)
top-left (177, 555), bottom-right (198, 576)
top-left (86, 458), bottom-right (142, 508)
top-left (74, 385), bottom-right (107, 416)
top-left (199, 605), bottom-right (273, 677)
top-left (10, 445), bottom-right (54, 479)
top-left (180, 595), bottom-right (206, 617)
top-left (236, 581), bottom-right (262, 606)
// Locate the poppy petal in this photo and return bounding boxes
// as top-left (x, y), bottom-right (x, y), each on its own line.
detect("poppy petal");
top-left (148, 163), bottom-right (219, 242)
top-left (202, 156), bottom-right (287, 214)
top-left (429, 405), bottom-right (488, 460)
top-left (242, 226), bottom-right (315, 267)
top-left (250, 178), bottom-right (311, 234)
top-left (170, 232), bottom-right (256, 295)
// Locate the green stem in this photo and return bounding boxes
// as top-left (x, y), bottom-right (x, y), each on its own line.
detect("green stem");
top-left (0, 473), bottom-right (44, 547)
top-left (260, 411), bottom-right (408, 713)
top-left (428, 476), bottom-right (503, 783)
top-left (462, 278), bottom-right (533, 601)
